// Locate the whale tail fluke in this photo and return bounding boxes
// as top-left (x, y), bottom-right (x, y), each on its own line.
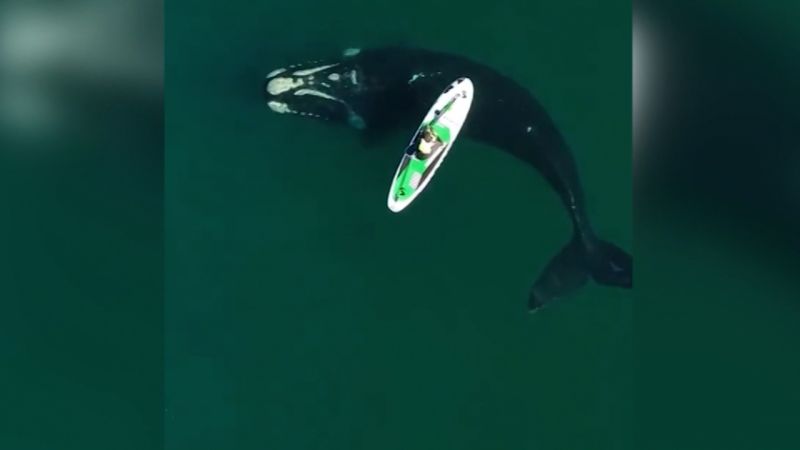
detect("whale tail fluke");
top-left (528, 232), bottom-right (631, 312)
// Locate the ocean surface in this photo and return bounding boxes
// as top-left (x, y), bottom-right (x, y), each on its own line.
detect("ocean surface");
top-left (165, 1), bottom-right (631, 449)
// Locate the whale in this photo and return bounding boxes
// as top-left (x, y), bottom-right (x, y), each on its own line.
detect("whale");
top-left (265, 46), bottom-right (631, 311)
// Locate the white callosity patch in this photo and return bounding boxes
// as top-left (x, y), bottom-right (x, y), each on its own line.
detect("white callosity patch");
top-left (294, 88), bottom-right (340, 101)
top-left (268, 101), bottom-right (292, 114)
top-left (267, 77), bottom-right (304, 95)
top-left (266, 67), bottom-right (287, 78)
top-left (328, 73), bottom-right (340, 81)
top-left (348, 70), bottom-right (358, 85)
top-left (292, 63), bottom-right (339, 76)
top-left (343, 47), bottom-right (361, 57)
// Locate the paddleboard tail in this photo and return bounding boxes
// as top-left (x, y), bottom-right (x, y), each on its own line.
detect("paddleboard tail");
top-left (528, 231), bottom-right (632, 312)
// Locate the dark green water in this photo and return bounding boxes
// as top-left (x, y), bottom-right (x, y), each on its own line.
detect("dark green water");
top-left (166, 1), bottom-right (630, 449)
top-left (7, 2), bottom-right (800, 450)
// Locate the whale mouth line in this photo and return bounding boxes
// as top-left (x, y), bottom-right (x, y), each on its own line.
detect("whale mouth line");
top-left (267, 100), bottom-right (325, 119)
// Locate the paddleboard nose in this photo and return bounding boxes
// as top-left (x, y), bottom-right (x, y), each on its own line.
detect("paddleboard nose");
top-left (387, 199), bottom-right (404, 213)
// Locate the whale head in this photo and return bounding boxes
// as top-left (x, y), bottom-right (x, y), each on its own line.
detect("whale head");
top-left (264, 48), bottom-right (368, 129)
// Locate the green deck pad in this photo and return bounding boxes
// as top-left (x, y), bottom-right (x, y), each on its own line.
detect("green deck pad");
top-left (394, 157), bottom-right (427, 199)
top-left (431, 122), bottom-right (451, 143)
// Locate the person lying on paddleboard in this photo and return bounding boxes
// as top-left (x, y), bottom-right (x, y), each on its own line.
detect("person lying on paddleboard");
top-left (416, 125), bottom-right (443, 159)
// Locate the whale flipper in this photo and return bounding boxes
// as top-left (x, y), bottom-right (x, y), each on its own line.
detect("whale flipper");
top-left (529, 234), bottom-right (631, 312)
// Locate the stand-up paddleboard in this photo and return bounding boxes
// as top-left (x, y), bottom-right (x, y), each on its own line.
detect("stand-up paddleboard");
top-left (387, 77), bottom-right (473, 213)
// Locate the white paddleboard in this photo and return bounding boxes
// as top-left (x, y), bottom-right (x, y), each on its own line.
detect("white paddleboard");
top-left (387, 77), bottom-right (473, 213)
